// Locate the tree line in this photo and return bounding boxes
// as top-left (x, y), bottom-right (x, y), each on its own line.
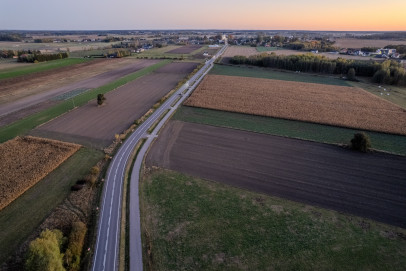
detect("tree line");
top-left (18, 52), bottom-right (69, 62)
top-left (230, 53), bottom-right (406, 85)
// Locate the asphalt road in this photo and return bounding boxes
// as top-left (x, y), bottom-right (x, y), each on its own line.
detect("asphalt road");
top-left (92, 44), bottom-right (228, 271)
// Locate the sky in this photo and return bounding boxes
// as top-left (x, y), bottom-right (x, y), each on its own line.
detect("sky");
top-left (1, 0), bottom-right (405, 31)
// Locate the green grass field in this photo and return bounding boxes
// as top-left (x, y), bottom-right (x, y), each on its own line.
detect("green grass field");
top-left (0, 147), bottom-right (103, 265)
top-left (349, 80), bottom-right (406, 109)
top-left (0, 60), bottom-right (171, 143)
top-left (0, 58), bottom-right (92, 80)
top-left (256, 46), bottom-right (279, 52)
top-left (210, 64), bottom-right (352, 86)
top-left (173, 106), bottom-right (406, 156)
top-left (141, 169), bottom-right (406, 271)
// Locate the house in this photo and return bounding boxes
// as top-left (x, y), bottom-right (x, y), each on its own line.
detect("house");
top-left (377, 48), bottom-right (396, 55)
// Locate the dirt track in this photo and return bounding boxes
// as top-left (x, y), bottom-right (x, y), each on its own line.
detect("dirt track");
top-left (146, 121), bottom-right (406, 228)
top-left (166, 45), bottom-right (202, 54)
top-left (33, 62), bottom-right (198, 148)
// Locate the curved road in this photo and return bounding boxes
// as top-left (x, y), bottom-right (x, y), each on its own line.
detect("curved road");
top-left (92, 44), bottom-right (227, 271)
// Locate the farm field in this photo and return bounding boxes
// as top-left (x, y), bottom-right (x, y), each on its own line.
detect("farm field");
top-left (0, 58), bottom-right (155, 106)
top-left (191, 48), bottom-right (220, 59)
top-left (221, 46), bottom-right (258, 63)
top-left (256, 46), bottom-right (279, 52)
top-left (146, 120), bottom-right (406, 227)
top-left (173, 106), bottom-right (406, 156)
top-left (333, 38), bottom-right (406, 48)
top-left (210, 64), bottom-right (351, 86)
top-left (166, 44), bottom-right (202, 54)
top-left (0, 41), bottom-right (119, 53)
top-left (184, 74), bottom-right (406, 135)
top-left (0, 147), bottom-right (103, 265)
top-left (33, 62), bottom-right (198, 148)
top-left (222, 45), bottom-right (258, 57)
top-left (0, 58), bottom-right (91, 79)
top-left (349, 80), bottom-right (406, 109)
top-left (134, 45), bottom-right (211, 61)
top-left (141, 169), bottom-right (406, 271)
top-left (0, 60), bottom-right (169, 143)
top-left (267, 49), bottom-right (377, 60)
top-left (0, 136), bottom-right (80, 211)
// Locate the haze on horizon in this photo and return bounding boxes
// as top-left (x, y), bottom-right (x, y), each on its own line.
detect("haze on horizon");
top-left (1, 0), bottom-right (405, 31)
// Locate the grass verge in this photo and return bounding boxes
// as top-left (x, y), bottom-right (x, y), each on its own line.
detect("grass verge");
top-left (147, 109), bottom-right (170, 134)
top-left (0, 60), bottom-right (171, 143)
top-left (173, 106), bottom-right (406, 156)
top-left (210, 64), bottom-right (352, 86)
top-left (0, 58), bottom-right (92, 80)
top-left (0, 147), bottom-right (103, 265)
top-left (140, 168), bottom-right (406, 271)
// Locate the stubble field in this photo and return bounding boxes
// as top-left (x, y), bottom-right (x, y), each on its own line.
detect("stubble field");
top-left (166, 45), bottom-right (202, 54)
top-left (184, 74), bottom-right (406, 135)
top-left (333, 38), bottom-right (406, 48)
top-left (0, 136), bottom-right (80, 211)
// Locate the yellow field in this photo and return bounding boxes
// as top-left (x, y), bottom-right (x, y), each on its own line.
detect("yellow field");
top-left (185, 75), bottom-right (406, 135)
top-left (0, 136), bottom-right (80, 210)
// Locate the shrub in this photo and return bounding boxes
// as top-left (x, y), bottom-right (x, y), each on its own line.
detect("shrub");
top-left (71, 184), bottom-right (84, 191)
top-left (64, 222), bottom-right (87, 271)
top-left (90, 166), bottom-right (100, 176)
top-left (84, 174), bottom-right (97, 187)
top-left (97, 94), bottom-right (106, 105)
top-left (25, 229), bottom-right (65, 271)
top-left (347, 68), bottom-right (356, 81)
top-left (351, 132), bottom-right (371, 152)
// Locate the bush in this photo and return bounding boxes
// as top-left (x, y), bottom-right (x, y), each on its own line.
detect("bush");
top-left (64, 222), bottom-right (87, 271)
top-left (97, 94), bottom-right (106, 105)
top-left (90, 166), bottom-right (100, 176)
top-left (25, 229), bottom-right (65, 271)
top-left (71, 184), bottom-right (84, 191)
top-left (84, 174), bottom-right (97, 187)
top-left (347, 68), bottom-right (356, 81)
top-left (351, 133), bottom-right (371, 152)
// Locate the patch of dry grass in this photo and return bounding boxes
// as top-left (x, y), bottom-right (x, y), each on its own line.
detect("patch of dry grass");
top-left (185, 74), bottom-right (406, 135)
top-left (0, 136), bottom-right (80, 210)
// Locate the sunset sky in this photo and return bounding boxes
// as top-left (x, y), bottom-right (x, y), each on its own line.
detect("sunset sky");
top-left (1, 0), bottom-right (405, 31)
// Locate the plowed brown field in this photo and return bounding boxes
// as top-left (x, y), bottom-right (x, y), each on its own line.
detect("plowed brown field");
top-left (0, 136), bottom-right (80, 210)
top-left (146, 121), bottom-right (406, 227)
top-left (221, 46), bottom-right (259, 63)
top-left (184, 75), bottom-right (406, 135)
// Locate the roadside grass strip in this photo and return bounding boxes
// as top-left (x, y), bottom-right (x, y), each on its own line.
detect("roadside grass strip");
top-left (0, 60), bottom-right (171, 143)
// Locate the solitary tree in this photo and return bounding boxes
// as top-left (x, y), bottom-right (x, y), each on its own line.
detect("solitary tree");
top-left (97, 94), bottom-right (106, 105)
top-left (350, 132), bottom-right (371, 153)
top-left (347, 68), bottom-right (356, 81)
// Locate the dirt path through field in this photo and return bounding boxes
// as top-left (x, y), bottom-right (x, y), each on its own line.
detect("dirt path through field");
top-left (146, 121), bottom-right (406, 228)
